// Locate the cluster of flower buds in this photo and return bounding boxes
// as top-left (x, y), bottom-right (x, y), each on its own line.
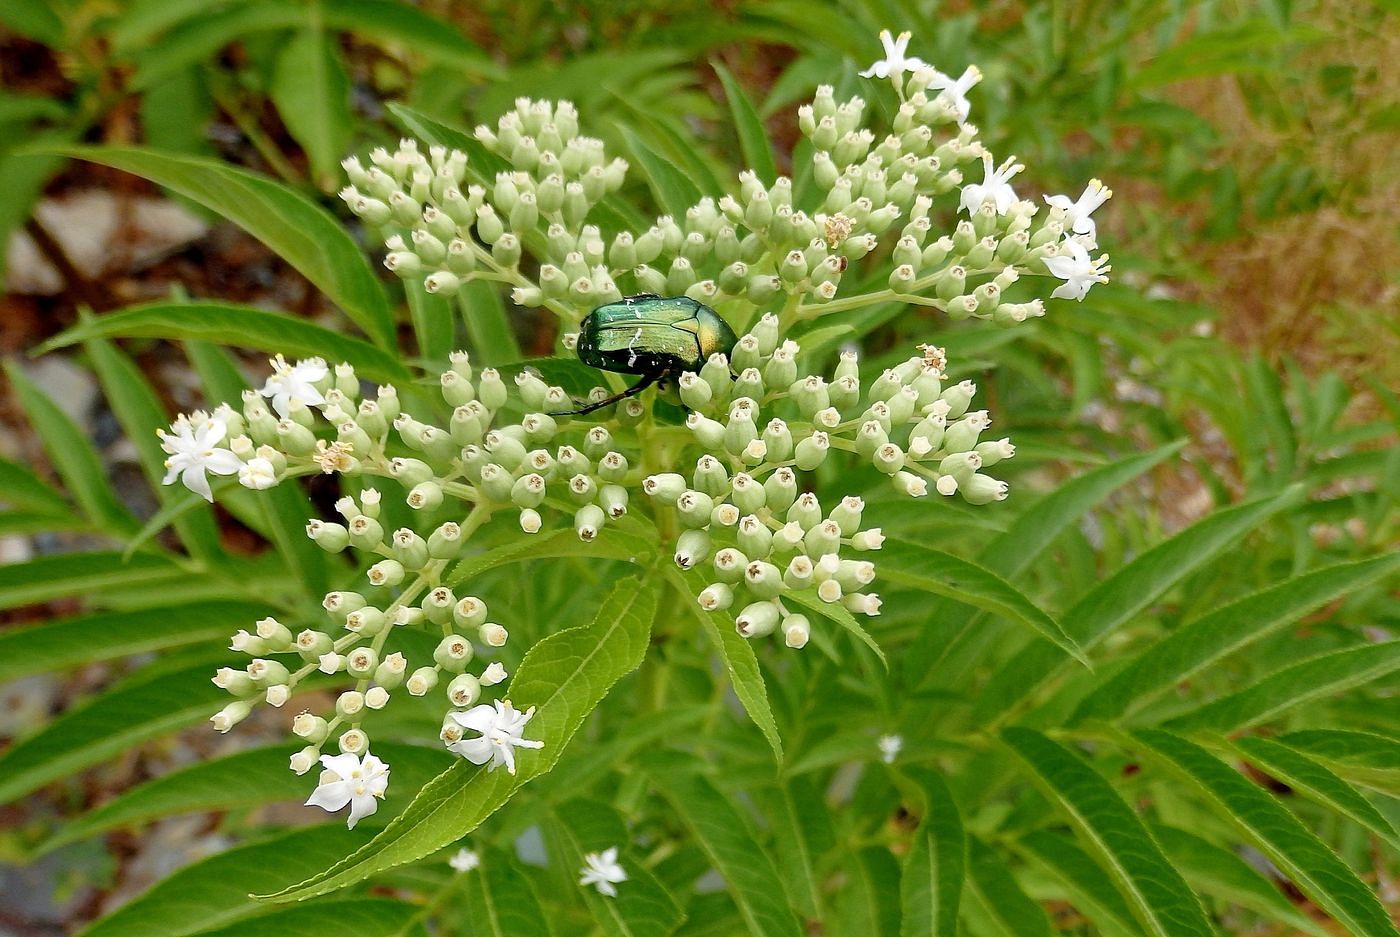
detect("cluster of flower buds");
top-left (639, 315), bottom-right (1011, 648)
top-left (344, 52), bottom-right (1111, 341)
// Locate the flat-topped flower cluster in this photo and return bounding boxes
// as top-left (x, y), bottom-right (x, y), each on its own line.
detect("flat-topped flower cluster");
top-left (155, 29), bottom-right (1111, 828)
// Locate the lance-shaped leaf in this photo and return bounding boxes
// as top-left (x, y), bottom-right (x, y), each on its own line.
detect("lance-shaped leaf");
top-left (1279, 729), bottom-right (1400, 794)
top-left (1233, 736), bottom-right (1400, 849)
top-left (1162, 640), bottom-right (1400, 734)
top-left (1134, 729), bottom-right (1400, 937)
top-left (76, 826), bottom-right (371, 937)
top-left (1014, 831), bottom-right (1140, 937)
top-left (837, 846), bottom-right (901, 937)
top-left (963, 837), bottom-right (1051, 937)
top-left (544, 799), bottom-right (684, 936)
top-left (41, 304), bottom-right (411, 383)
top-left (880, 539), bottom-right (1084, 666)
top-left (1001, 727), bottom-right (1212, 937)
top-left (183, 898), bottom-right (422, 937)
top-left (975, 487), bottom-right (1299, 724)
top-left (52, 147), bottom-right (395, 347)
top-left (668, 566), bottom-right (782, 761)
top-left (897, 767), bottom-right (966, 937)
top-left (455, 845), bottom-right (553, 937)
top-left (1073, 553), bottom-right (1400, 723)
top-left (648, 755), bottom-right (804, 937)
top-left (259, 574), bottom-right (657, 901)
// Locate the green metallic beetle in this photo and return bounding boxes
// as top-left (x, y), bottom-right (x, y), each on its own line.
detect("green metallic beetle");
top-left (557, 294), bottom-right (738, 415)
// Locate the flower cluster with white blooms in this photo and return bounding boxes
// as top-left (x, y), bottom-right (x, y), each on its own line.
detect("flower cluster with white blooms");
top-left (163, 29), bottom-right (1112, 825)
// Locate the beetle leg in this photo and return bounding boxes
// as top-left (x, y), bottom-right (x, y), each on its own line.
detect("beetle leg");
top-left (550, 371), bottom-right (661, 416)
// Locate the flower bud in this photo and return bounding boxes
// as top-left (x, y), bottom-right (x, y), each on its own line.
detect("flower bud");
top-left (961, 473), bottom-right (1010, 505)
top-left (407, 666), bottom-right (439, 696)
top-left (711, 503), bottom-right (741, 527)
top-left (643, 473), bottom-right (687, 501)
top-left (794, 432), bottom-right (830, 471)
top-left (713, 547), bottom-right (748, 583)
top-left (737, 515), bottom-right (773, 559)
top-left (479, 623), bottom-right (508, 647)
top-left (212, 667), bottom-right (256, 696)
top-left (783, 614), bottom-right (810, 649)
top-left (676, 489), bottom-right (715, 528)
top-left (293, 712), bottom-right (330, 743)
top-left (575, 504), bottom-right (605, 541)
top-left (368, 558), bottom-right (405, 589)
top-left (335, 690), bottom-right (365, 720)
top-left (375, 652), bottom-right (408, 689)
top-left (435, 634), bottom-right (474, 672)
top-left (447, 673), bottom-right (482, 708)
top-left (892, 471), bottom-right (929, 498)
top-left (736, 601), bottom-right (780, 638)
top-left (345, 606), bottom-right (387, 636)
top-left (675, 529), bottom-right (711, 569)
top-left (873, 442), bottom-right (906, 475)
top-left (346, 646), bottom-right (379, 677)
top-left (697, 583), bottom-right (733, 611)
top-left (210, 700), bottom-right (253, 733)
top-left (686, 412), bottom-right (725, 449)
top-left (804, 519), bottom-right (842, 557)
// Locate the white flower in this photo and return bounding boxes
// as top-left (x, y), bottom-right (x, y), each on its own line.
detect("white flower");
top-left (579, 846), bottom-right (628, 897)
top-left (238, 456), bottom-right (278, 490)
top-left (480, 662), bottom-right (508, 686)
top-left (304, 751), bottom-right (390, 829)
top-left (960, 152), bottom-right (1024, 216)
top-left (877, 734), bottom-right (903, 764)
top-left (158, 413), bottom-right (241, 502)
top-left (859, 30), bottom-right (928, 80)
top-left (445, 699), bottom-right (544, 775)
top-left (925, 65), bottom-right (982, 124)
top-left (259, 354), bottom-right (328, 418)
top-left (449, 848), bottom-right (481, 873)
top-left (1044, 239), bottom-right (1112, 302)
top-left (1044, 179), bottom-right (1113, 244)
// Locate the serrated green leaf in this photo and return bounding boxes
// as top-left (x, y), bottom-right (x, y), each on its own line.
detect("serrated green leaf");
top-left (84, 336), bottom-right (224, 564)
top-left (6, 362), bottom-right (138, 536)
top-left (898, 767), bottom-right (965, 937)
top-left (259, 574), bottom-right (657, 901)
top-left (712, 63), bottom-right (776, 184)
top-left (270, 21), bottom-right (352, 189)
top-left (458, 845), bottom-right (553, 937)
top-left (1001, 727), bottom-right (1212, 937)
top-left (187, 898), bottom-right (420, 937)
top-left (51, 147), bottom-right (394, 347)
top-left (881, 539), bottom-right (1083, 665)
top-left (648, 757), bottom-right (804, 937)
top-left (837, 846), bottom-right (901, 937)
top-left (1134, 729), bottom-right (1400, 937)
top-left (1279, 729), bottom-right (1400, 793)
top-left (544, 800), bottom-right (683, 936)
top-left (1162, 640), bottom-right (1400, 733)
top-left (964, 837), bottom-right (1051, 937)
top-left (668, 566), bottom-right (783, 761)
top-left (975, 487), bottom-right (1299, 724)
top-left (42, 304), bottom-right (411, 384)
top-left (1151, 824), bottom-right (1332, 937)
top-left (756, 775), bottom-right (832, 920)
top-left (40, 742), bottom-right (453, 854)
top-left (618, 125), bottom-right (702, 219)
top-left (0, 552), bottom-right (186, 611)
top-left (0, 600), bottom-right (268, 683)
top-left (1014, 831), bottom-right (1140, 937)
top-left (1233, 736), bottom-right (1400, 848)
top-left (0, 656), bottom-right (229, 803)
top-left (1074, 553), bottom-right (1400, 723)
top-left (77, 826), bottom-right (371, 937)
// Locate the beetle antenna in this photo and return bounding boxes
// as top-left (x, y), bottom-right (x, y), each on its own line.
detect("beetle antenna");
top-left (550, 371), bottom-right (661, 417)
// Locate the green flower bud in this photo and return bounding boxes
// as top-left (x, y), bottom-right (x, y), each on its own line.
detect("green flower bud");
top-left (596, 484), bottom-right (627, 519)
top-left (773, 520), bottom-right (806, 553)
top-left (478, 463), bottom-right (514, 502)
top-left (426, 521), bottom-right (461, 559)
top-left (697, 582), bottom-right (733, 611)
top-left (422, 586), bottom-right (456, 624)
top-left (404, 481), bottom-right (441, 512)
top-left (566, 472), bottom-right (596, 504)
top-left (674, 529), bottom-right (711, 570)
top-left (518, 508), bottom-right (542, 534)
top-left (691, 455), bottom-right (729, 496)
top-left (746, 274), bottom-right (781, 304)
top-left (446, 672), bottom-right (482, 708)
top-left (711, 502), bottom-right (740, 528)
top-left (679, 372), bottom-right (713, 410)
top-left (943, 411), bottom-right (990, 453)
top-left (347, 514), bottom-right (384, 550)
top-left (736, 600), bottom-right (780, 638)
top-left (787, 491), bottom-right (822, 530)
top-left (763, 467), bottom-right (798, 512)
top-left (736, 514), bottom-right (773, 559)
top-left (294, 629), bottom-right (334, 661)
top-left (713, 547), bottom-right (748, 584)
top-left (407, 666), bottom-right (439, 697)
top-left (872, 443), bottom-right (906, 475)
top-left (306, 520), bottom-right (349, 553)
top-left (346, 645), bottom-right (379, 678)
top-left (390, 528), bottom-right (429, 568)
top-left (975, 438), bottom-right (1015, 467)
top-left (453, 595), bottom-right (488, 630)
top-left (435, 633), bottom-right (474, 672)
top-left (674, 489), bottom-right (713, 528)
top-left (575, 504), bottom-right (606, 541)
top-left (323, 590), bottom-right (366, 616)
top-left (723, 410), bottom-right (758, 458)
top-left (790, 376), bottom-right (830, 417)
top-left (511, 473), bottom-right (547, 509)
top-left (892, 470), bottom-right (930, 498)
top-left (345, 605), bottom-right (387, 636)
top-left (597, 450), bottom-right (628, 482)
top-left (961, 473), bottom-right (1009, 505)
top-left (804, 519), bottom-right (842, 556)
top-left (374, 652), bottom-right (408, 690)
top-left (940, 380), bottom-right (976, 419)
top-left (367, 558), bottom-right (405, 588)
top-left (855, 420), bottom-right (889, 459)
top-left (477, 369), bottom-right (508, 411)
top-left (794, 432), bottom-right (830, 471)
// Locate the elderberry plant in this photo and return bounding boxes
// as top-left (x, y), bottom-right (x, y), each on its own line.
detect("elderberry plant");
top-left (156, 32), bottom-right (1115, 831)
